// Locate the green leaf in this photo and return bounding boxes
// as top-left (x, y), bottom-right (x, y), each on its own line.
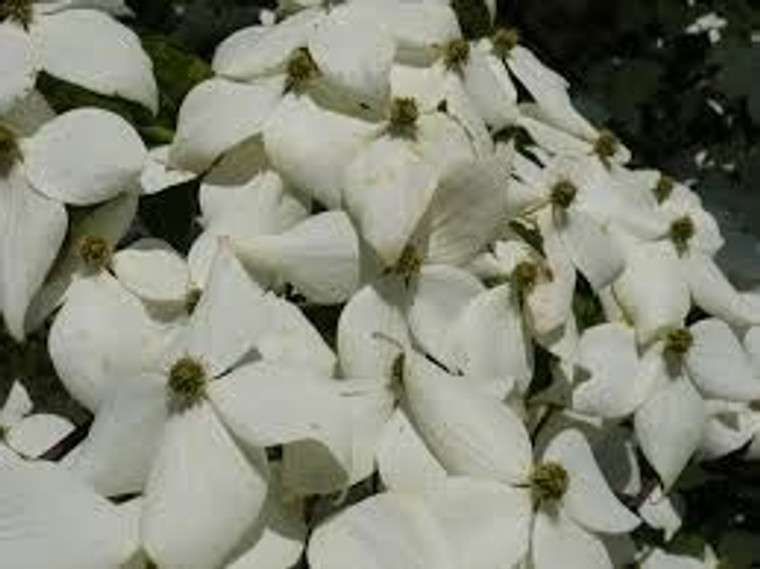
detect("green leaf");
top-left (141, 36), bottom-right (213, 119)
top-left (451, 0), bottom-right (492, 39)
top-left (36, 72), bottom-right (153, 125)
top-left (709, 42), bottom-right (760, 123)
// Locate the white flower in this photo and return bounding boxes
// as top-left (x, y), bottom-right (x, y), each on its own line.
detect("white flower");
top-left (0, 2), bottom-right (157, 114)
top-left (363, 348), bottom-right (640, 566)
top-left (170, 0), bottom-right (459, 174)
top-left (468, 235), bottom-right (578, 346)
top-left (213, 0), bottom-right (460, 97)
top-left (168, 75), bottom-right (286, 174)
top-left (184, 153), bottom-right (361, 304)
top-left (570, 318), bottom-right (760, 486)
top-left (313, 415), bottom-right (637, 569)
top-left (510, 153), bottom-right (630, 292)
top-left (0, 380), bottom-right (74, 458)
top-left (0, 447), bottom-right (138, 569)
top-left (613, 181), bottom-right (760, 343)
top-left (308, 491), bottom-right (456, 569)
top-left (0, 100), bottom-right (147, 340)
top-left (517, 110), bottom-right (632, 165)
top-left (57, 246), bottom-right (351, 569)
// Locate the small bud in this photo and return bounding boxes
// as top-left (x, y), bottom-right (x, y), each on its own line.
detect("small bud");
top-left (184, 286), bottom-right (202, 315)
top-left (388, 97), bottom-right (419, 138)
top-left (285, 48), bottom-right (319, 93)
top-left (664, 328), bottom-right (693, 356)
top-left (669, 216), bottom-right (695, 253)
top-left (491, 27), bottom-right (520, 58)
top-left (443, 38), bottom-right (470, 71)
top-left (393, 244), bottom-right (423, 280)
top-left (168, 357), bottom-right (207, 410)
top-left (1, 0), bottom-right (34, 28)
top-left (77, 235), bottom-right (111, 272)
top-left (594, 130), bottom-right (619, 161)
top-left (550, 180), bottom-right (578, 209)
top-left (512, 261), bottom-right (539, 295)
top-left (0, 122), bottom-right (20, 170)
top-left (654, 174), bottom-right (675, 203)
top-left (530, 461), bottom-right (569, 503)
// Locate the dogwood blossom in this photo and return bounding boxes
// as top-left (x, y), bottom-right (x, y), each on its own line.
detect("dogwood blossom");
top-left (0, 1), bottom-right (157, 114)
top-left (0, 97), bottom-right (147, 340)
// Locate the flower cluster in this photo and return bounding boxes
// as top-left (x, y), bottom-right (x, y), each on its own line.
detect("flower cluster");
top-left (2, 1), bottom-right (760, 569)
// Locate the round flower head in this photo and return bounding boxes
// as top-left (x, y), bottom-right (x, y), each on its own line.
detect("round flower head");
top-left (285, 47), bottom-right (320, 93)
top-left (654, 173), bottom-right (675, 203)
top-left (78, 234), bottom-right (112, 272)
top-left (593, 129), bottom-right (621, 162)
top-left (491, 26), bottom-right (520, 57)
top-left (669, 215), bottom-right (696, 254)
top-left (529, 461), bottom-right (569, 503)
top-left (664, 327), bottom-right (694, 357)
top-left (167, 357), bottom-right (208, 411)
top-left (388, 96), bottom-right (420, 138)
top-left (550, 179), bottom-right (578, 210)
top-left (442, 38), bottom-right (470, 72)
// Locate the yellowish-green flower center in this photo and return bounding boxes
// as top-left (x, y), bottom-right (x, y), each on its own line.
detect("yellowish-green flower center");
top-left (654, 174), bottom-right (675, 203)
top-left (184, 286), bottom-right (202, 315)
top-left (168, 357), bottom-right (208, 410)
top-left (669, 215), bottom-right (695, 253)
top-left (0, 122), bottom-right (20, 171)
top-left (550, 180), bottom-right (578, 209)
top-left (491, 27), bottom-right (520, 58)
top-left (443, 38), bottom-right (471, 71)
top-left (664, 327), bottom-right (693, 356)
top-left (594, 130), bottom-right (619, 160)
top-left (1, 0), bottom-right (33, 27)
top-left (285, 48), bottom-right (319, 93)
top-left (77, 235), bottom-right (111, 272)
top-left (512, 260), bottom-right (539, 295)
top-left (388, 97), bottom-right (419, 138)
top-left (530, 461), bottom-right (569, 503)
top-left (393, 244), bottom-right (423, 281)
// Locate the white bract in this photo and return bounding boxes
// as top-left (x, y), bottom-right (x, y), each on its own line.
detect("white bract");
top-left (0, 1), bottom-right (157, 114)
top-left (0, 380), bottom-right (74, 458)
top-left (0, 95), bottom-right (147, 341)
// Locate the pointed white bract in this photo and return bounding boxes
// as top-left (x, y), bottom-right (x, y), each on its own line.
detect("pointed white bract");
top-left (0, 167), bottom-right (66, 340)
top-left (0, 450), bottom-right (137, 569)
top-left (0, 24), bottom-right (38, 114)
top-left (30, 8), bottom-right (158, 113)
top-left (0, 381), bottom-right (74, 459)
top-left (23, 107), bottom-right (147, 205)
